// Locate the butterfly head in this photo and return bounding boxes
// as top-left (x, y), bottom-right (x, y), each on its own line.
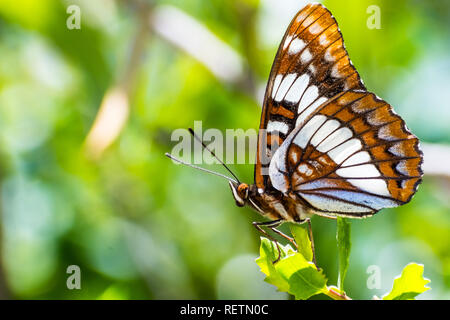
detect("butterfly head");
top-left (228, 181), bottom-right (249, 207)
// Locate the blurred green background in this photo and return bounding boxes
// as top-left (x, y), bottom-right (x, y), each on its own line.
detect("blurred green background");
top-left (0, 0), bottom-right (449, 299)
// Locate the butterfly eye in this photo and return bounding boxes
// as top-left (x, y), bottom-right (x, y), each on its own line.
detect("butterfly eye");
top-left (229, 182), bottom-right (247, 207)
top-left (237, 183), bottom-right (249, 200)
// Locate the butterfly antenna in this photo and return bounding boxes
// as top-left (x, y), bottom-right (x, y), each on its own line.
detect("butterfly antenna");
top-left (188, 128), bottom-right (241, 184)
top-left (165, 153), bottom-right (239, 185)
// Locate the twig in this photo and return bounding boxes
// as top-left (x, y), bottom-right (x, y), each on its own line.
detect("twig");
top-left (421, 143), bottom-right (450, 178)
top-left (150, 5), bottom-right (246, 85)
top-left (84, 1), bottom-right (152, 159)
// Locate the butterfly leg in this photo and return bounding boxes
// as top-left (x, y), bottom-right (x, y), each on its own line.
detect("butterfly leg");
top-left (269, 227), bottom-right (298, 249)
top-left (252, 220), bottom-right (284, 263)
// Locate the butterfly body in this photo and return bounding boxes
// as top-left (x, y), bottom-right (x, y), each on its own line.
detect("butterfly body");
top-left (228, 3), bottom-right (423, 223)
top-left (229, 181), bottom-right (315, 223)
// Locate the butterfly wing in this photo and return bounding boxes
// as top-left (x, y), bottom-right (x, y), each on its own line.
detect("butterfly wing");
top-left (269, 91), bottom-right (423, 217)
top-left (256, 3), bottom-right (423, 217)
top-left (255, 3), bottom-right (365, 189)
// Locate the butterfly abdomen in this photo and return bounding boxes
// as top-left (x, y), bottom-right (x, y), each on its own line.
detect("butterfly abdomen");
top-left (248, 185), bottom-right (314, 223)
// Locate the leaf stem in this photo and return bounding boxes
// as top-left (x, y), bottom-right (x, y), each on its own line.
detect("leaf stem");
top-left (323, 286), bottom-right (352, 300)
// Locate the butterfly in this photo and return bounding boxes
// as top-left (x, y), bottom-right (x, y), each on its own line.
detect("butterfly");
top-left (167, 3), bottom-right (423, 261)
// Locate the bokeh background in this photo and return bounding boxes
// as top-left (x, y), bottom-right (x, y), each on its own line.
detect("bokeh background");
top-left (0, 0), bottom-right (449, 299)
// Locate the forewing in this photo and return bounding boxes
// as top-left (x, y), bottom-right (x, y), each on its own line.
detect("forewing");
top-left (255, 3), bottom-right (365, 189)
top-left (269, 91), bottom-right (423, 217)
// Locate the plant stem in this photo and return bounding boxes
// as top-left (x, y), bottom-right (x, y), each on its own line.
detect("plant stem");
top-left (337, 217), bottom-right (351, 292)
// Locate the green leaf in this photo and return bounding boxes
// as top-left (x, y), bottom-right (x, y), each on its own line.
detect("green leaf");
top-left (383, 263), bottom-right (430, 300)
top-left (256, 237), bottom-right (327, 299)
top-left (289, 223), bottom-right (313, 262)
top-left (255, 237), bottom-right (327, 299)
top-left (336, 217), bottom-right (351, 291)
top-left (275, 252), bottom-right (327, 300)
top-left (255, 237), bottom-right (294, 292)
